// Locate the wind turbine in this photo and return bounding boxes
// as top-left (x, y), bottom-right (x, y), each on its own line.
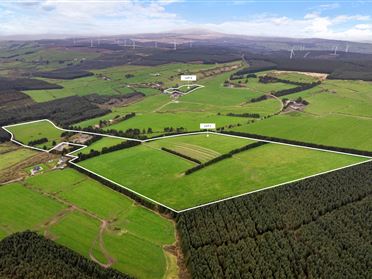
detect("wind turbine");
top-left (290, 48), bottom-right (295, 59)
top-left (173, 40), bottom-right (177, 50)
top-left (333, 45), bottom-right (338, 55)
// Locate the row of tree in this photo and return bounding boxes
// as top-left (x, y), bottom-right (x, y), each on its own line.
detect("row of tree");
top-left (161, 147), bottom-right (202, 164)
top-left (230, 73), bottom-right (257, 80)
top-left (258, 75), bottom-right (310, 86)
top-left (250, 81), bottom-right (321, 103)
top-left (98, 112), bottom-right (136, 128)
top-left (226, 112), bottom-right (261, 119)
top-left (177, 161), bottom-right (372, 279)
top-left (185, 142), bottom-right (268, 175)
top-left (222, 130), bottom-right (372, 157)
top-left (28, 137), bottom-right (48, 146)
top-left (74, 126), bottom-right (147, 140)
top-left (76, 140), bottom-right (141, 162)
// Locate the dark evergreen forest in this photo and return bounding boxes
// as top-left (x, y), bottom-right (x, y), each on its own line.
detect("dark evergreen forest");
top-left (177, 161), bottom-right (372, 279)
top-left (0, 231), bottom-right (132, 279)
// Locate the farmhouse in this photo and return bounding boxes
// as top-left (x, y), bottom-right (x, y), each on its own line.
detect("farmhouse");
top-left (31, 165), bottom-right (43, 175)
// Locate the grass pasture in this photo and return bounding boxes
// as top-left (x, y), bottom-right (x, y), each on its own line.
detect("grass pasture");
top-left (73, 137), bottom-right (124, 155)
top-left (6, 120), bottom-right (64, 149)
top-left (78, 134), bottom-right (367, 210)
top-left (0, 169), bottom-right (176, 279)
top-left (147, 134), bottom-right (254, 162)
top-left (73, 67), bottom-right (292, 135)
top-left (181, 72), bottom-right (296, 106)
top-left (23, 62), bottom-right (235, 103)
top-left (232, 79), bottom-right (372, 151)
top-left (0, 143), bottom-right (37, 171)
top-left (107, 112), bottom-right (246, 134)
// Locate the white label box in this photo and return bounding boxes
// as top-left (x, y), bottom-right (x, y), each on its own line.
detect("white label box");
top-left (200, 123), bottom-right (216, 129)
top-left (181, 75), bottom-right (197, 81)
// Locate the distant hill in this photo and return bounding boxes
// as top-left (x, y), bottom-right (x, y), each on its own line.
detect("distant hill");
top-left (3, 29), bottom-right (372, 54)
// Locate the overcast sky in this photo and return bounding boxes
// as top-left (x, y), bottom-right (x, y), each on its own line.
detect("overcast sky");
top-left (1, 1), bottom-right (372, 41)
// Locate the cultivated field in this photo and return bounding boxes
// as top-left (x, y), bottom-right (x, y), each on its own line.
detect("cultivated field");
top-left (0, 169), bottom-right (176, 279)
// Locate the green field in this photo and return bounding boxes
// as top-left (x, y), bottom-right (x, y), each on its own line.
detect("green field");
top-left (264, 71), bottom-right (321, 83)
top-left (6, 120), bottom-right (64, 149)
top-left (0, 143), bottom-right (37, 171)
top-left (72, 137), bottom-right (124, 155)
top-left (0, 169), bottom-right (176, 279)
top-left (0, 45), bottom-right (102, 75)
top-left (107, 112), bottom-right (246, 133)
top-left (78, 134), bottom-right (367, 210)
top-left (73, 69), bottom-right (288, 134)
top-left (147, 134), bottom-right (254, 162)
top-left (232, 79), bottom-right (372, 151)
top-left (0, 183), bottom-right (65, 232)
top-left (23, 62), bottom-right (236, 102)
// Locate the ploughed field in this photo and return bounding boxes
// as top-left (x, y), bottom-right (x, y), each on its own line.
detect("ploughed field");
top-left (78, 134), bottom-right (367, 210)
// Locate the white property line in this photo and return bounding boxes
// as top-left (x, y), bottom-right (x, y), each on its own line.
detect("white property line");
top-left (163, 84), bottom-right (205, 95)
top-left (176, 159), bottom-right (372, 213)
top-left (3, 119), bottom-right (142, 145)
top-left (2, 118), bottom-right (372, 213)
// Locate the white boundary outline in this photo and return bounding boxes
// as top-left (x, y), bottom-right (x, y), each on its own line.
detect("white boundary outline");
top-left (163, 83), bottom-right (205, 95)
top-left (2, 119), bottom-right (372, 213)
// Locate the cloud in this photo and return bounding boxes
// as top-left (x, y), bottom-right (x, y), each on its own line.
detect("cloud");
top-left (0, 1), bottom-right (371, 42)
top-left (314, 3), bottom-right (340, 12)
top-left (0, 0), bottom-right (185, 35)
top-left (201, 12), bottom-right (372, 41)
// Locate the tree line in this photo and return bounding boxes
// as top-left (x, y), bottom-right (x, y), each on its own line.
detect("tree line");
top-left (230, 73), bottom-right (257, 80)
top-left (225, 112), bottom-right (261, 119)
top-left (177, 161), bottom-right (372, 279)
top-left (76, 140), bottom-right (141, 162)
top-left (28, 137), bottom-right (48, 146)
top-left (222, 130), bottom-right (372, 157)
top-left (161, 147), bottom-right (202, 164)
top-left (185, 142), bottom-right (268, 175)
top-left (258, 75), bottom-right (310, 86)
top-left (98, 112), bottom-right (136, 128)
top-left (0, 231), bottom-right (132, 279)
top-left (250, 81), bottom-right (321, 102)
top-left (74, 126), bottom-right (147, 140)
